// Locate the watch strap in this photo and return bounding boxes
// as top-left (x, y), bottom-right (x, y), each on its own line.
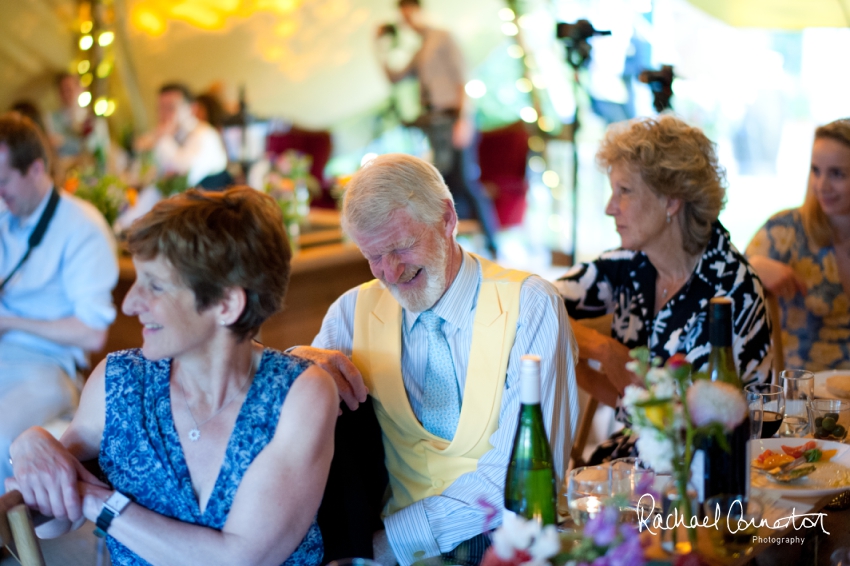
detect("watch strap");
top-left (93, 491), bottom-right (131, 538)
top-left (94, 507), bottom-right (117, 538)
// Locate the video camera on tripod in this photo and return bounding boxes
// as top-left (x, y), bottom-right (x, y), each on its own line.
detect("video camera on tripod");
top-left (639, 65), bottom-right (675, 112)
top-left (556, 19), bottom-right (611, 69)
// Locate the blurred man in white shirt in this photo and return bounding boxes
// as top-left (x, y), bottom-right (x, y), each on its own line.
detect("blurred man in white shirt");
top-left (137, 83), bottom-right (228, 187)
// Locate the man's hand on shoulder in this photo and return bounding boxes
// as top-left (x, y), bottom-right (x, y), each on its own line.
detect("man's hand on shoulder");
top-left (289, 346), bottom-right (368, 411)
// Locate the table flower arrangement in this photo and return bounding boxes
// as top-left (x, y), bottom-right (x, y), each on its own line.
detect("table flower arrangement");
top-left (263, 150), bottom-right (319, 222)
top-left (480, 508), bottom-right (647, 566)
top-left (65, 171), bottom-right (131, 228)
top-left (621, 348), bottom-right (747, 551)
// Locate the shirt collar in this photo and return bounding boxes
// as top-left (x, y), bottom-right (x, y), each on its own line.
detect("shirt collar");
top-left (403, 250), bottom-right (480, 333)
top-left (12, 186), bottom-right (55, 232)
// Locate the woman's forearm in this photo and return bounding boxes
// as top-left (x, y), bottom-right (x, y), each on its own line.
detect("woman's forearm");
top-left (88, 496), bottom-right (304, 566)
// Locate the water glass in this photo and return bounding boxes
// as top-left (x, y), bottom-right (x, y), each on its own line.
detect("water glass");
top-left (609, 457), bottom-right (656, 524)
top-left (704, 495), bottom-right (764, 559)
top-left (746, 393), bottom-right (763, 440)
top-left (745, 383), bottom-right (785, 438)
top-left (780, 370), bottom-right (814, 437)
top-left (566, 465), bottom-right (611, 526)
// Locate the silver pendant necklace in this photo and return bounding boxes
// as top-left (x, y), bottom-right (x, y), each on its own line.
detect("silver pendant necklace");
top-left (177, 354), bottom-right (254, 442)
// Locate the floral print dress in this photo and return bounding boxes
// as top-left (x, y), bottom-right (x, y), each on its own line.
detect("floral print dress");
top-left (99, 348), bottom-right (323, 566)
top-left (746, 208), bottom-right (850, 371)
top-left (556, 221), bottom-right (773, 385)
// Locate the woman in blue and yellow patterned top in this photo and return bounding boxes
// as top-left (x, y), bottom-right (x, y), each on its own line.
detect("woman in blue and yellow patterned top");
top-left (747, 119), bottom-right (850, 371)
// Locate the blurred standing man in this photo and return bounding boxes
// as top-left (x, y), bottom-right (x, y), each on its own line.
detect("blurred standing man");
top-left (136, 83), bottom-right (228, 188)
top-left (376, 0), bottom-right (500, 258)
top-left (294, 154), bottom-right (578, 566)
top-left (0, 112), bottom-right (117, 487)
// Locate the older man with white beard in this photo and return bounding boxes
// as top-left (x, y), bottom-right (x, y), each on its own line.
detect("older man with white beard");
top-left (292, 153), bottom-right (578, 566)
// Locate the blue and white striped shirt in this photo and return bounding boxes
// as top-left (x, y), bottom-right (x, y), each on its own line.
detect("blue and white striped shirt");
top-left (313, 252), bottom-right (579, 565)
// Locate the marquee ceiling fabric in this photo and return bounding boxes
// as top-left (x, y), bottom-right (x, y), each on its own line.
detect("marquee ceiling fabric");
top-left (686, 0), bottom-right (850, 28)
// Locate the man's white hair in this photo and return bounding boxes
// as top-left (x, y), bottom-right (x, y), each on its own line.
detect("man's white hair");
top-left (341, 153), bottom-right (455, 236)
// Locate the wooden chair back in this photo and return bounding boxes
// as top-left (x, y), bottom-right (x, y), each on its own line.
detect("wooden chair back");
top-left (0, 490), bottom-right (46, 566)
top-left (568, 314), bottom-right (613, 470)
top-left (765, 291), bottom-right (785, 379)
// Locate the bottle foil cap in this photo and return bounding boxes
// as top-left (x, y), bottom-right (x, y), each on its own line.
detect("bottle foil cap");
top-left (519, 354), bottom-right (542, 405)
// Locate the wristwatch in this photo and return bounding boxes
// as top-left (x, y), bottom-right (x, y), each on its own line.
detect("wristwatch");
top-left (94, 491), bottom-right (131, 538)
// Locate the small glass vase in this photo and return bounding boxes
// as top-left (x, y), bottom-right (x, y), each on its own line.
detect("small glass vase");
top-left (659, 478), bottom-right (699, 555)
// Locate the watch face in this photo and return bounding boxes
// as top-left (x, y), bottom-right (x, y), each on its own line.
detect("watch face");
top-left (106, 491), bottom-right (131, 513)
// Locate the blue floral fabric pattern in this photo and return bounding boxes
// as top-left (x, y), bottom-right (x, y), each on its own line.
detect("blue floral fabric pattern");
top-left (747, 208), bottom-right (850, 371)
top-left (99, 348), bottom-right (323, 566)
top-left (555, 221), bottom-right (772, 385)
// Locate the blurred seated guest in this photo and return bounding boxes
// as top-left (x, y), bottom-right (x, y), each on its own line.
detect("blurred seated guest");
top-left (9, 101), bottom-right (47, 135)
top-left (554, 116), bottom-right (771, 460)
top-left (46, 73), bottom-right (109, 163)
top-left (195, 92), bottom-right (227, 133)
top-left (0, 111), bottom-right (117, 489)
top-left (7, 187), bottom-right (336, 566)
top-left (292, 154), bottom-right (578, 566)
top-left (746, 118), bottom-right (850, 371)
top-left (136, 83), bottom-right (229, 189)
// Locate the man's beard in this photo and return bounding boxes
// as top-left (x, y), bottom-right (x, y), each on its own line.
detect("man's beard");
top-left (385, 237), bottom-right (448, 313)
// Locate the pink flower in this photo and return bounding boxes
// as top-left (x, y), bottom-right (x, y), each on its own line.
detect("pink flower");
top-left (686, 380), bottom-right (747, 430)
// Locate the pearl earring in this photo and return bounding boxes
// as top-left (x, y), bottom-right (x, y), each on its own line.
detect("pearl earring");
top-left (666, 213), bottom-right (671, 224)
top-left (219, 320), bottom-right (227, 326)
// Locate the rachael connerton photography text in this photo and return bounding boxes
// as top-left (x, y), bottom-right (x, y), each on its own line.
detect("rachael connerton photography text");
top-left (635, 494), bottom-right (830, 536)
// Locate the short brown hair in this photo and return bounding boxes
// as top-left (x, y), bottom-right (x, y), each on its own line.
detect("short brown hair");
top-left (127, 187), bottom-right (291, 341)
top-left (596, 115), bottom-right (726, 255)
top-left (801, 118), bottom-right (850, 247)
top-left (0, 111), bottom-right (51, 174)
top-left (159, 82), bottom-right (194, 102)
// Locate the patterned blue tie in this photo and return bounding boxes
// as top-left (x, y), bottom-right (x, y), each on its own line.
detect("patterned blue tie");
top-left (419, 310), bottom-right (461, 440)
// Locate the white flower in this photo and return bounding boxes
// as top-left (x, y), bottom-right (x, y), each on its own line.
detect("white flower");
top-left (646, 367), bottom-right (672, 386)
top-left (651, 376), bottom-right (677, 400)
top-left (622, 385), bottom-right (650, 411)
top-left (635, 430), bottom-right (674, 474)
top-left (493, 512), bottom-right (540, 558)
top-left (526, 525), bottom-right (561, 565)
top-left (686, 380), bottom-right (747, 430)
top-left (492, 515), bottom-right (560, 564)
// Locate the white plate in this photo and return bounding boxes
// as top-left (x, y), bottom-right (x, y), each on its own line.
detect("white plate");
top-left (750, 438), bottom-right (850, 498)
top-left (814, 370), bottom-right (850, 400)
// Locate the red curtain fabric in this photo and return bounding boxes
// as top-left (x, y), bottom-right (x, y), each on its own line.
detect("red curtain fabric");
top-left (477, 122), bottom-right (529, 228)
top-left (266, 127), bottom-right (335, 208)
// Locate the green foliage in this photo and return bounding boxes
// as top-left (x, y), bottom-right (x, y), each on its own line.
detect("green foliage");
top-left (74, 175), bottom-right (127, 226)
top-left (156, 174), bottom-right (189, 197)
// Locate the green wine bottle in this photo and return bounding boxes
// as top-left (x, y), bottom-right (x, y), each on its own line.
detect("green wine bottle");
top-left (702, 297), bottom-right (750, 504)
top-left (504, 355), bottom-right (557, 525)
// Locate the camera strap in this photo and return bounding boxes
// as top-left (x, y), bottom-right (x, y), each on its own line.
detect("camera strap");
top-left (0, 187), bottom-right (61, 292)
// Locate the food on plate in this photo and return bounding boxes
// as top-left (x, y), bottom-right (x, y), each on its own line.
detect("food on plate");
top-left (751, 441), bottom-right (849, 487)
top-left (825, 375), bottom-right (850, 399)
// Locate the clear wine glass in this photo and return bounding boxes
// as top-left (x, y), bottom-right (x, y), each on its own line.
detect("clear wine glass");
top-left (745, 383), bottom-right (785, 438)
top-left (609, 457), bottom-right (656, 524)
top-left (566, 465), bottom-right (610, 526)
top-left (780, 370), bottom-right (814, 437)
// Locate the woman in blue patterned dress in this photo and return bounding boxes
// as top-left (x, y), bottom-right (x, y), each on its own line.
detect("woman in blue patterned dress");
top-left (6, 187), bottom-right (337, 566)
top-left (747, 119), bottom-right (850, 371)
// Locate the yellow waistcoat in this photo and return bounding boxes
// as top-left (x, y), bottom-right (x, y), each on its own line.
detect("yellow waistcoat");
top-left (351, 254), bottom-right (530, 514)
